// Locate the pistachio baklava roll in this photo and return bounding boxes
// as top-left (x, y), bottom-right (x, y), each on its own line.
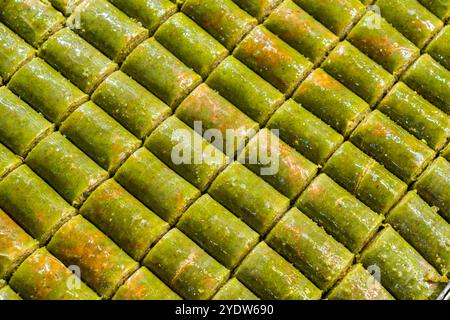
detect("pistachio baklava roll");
top-left (0, 208), bottom-right (38, 279)
top-left (327, 264), bottom-right (394, 300)
top-left (115, 148), bottom-right (201, 225)
top-left (322, 41), bottom-right (395, 107)
top-left (235, 242), bottom-right (322, 300)
top-left (92, 71), bottom-right (171, 140)
top-left (0, 165), bottom-right (76, 243)
top-left (10, 248), bottom-right (99, 300)
top-left (67, 0), bottom-right (148, 63)
top-left (47, 215), bottom-right (139, 299)
top-left (350, 110), bottom-right (435, 183)
top-left (267, 100), bottom-right (343, 165)
top-left (234, 25), bottom-right (313, 95)
top-left (60, 101), bottom-right (141, 173)
top-left (296, 174), bottom-right (383, 253)
top-left (212, 278), bottom-right (259, 300)
top-left (155, 13), bottom-right (228, 78)
top-left (145, 116), bottom-right (228, 191)
top-left (113, 267), bottom-right (181, 300)
top-left (206, 56), bottom-right (285, 125)
top-left (264, 1), bottom-right (338, 65)
top-left (359, 226), bottom-right (446, 300)
top-left (25, 132), bottom-right (109, 207)
top-left (39, 28), bottom-right (118, 94)
top-left (121, 38), bottom-right (202, 109)
top-left (80, 179), bottom-right (170, 261)
top-left (0, 87), bottom-right (53, 157)
top-left (143, 228), bottom-right (230, 300)
top-left (208, 162), bottom-right (290, 235)
top-left (8, 58), bottom-right (88, 124)
top-left (414, 157), bottom-right (450, 222)
top-left (182, 0), bottom-right (257, 50)
top-left (0, 22), bottom-right (35, 82)
top-left (323, 142), bottom-right (408, 214)
top-left (0, 0), bottom-right (65, 47)
top-left (177, 194), bottom-right (259, 269)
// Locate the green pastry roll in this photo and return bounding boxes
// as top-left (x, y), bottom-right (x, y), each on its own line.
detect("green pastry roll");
top-left (387, 191), bottom-right (450, 276)
top-left (143, 228), bottom-right (230, 300)
top-left (208, 162), bottom-right (290, 235)
top-left (323, 142), bottom-right (408, 214)
top-left (48, 215), bottom-right (139, 299)
top-left (175, 83), bottom-right (259, 157)
top-left (292, 0), bottom-right (365, 37)
top-left (350, 110), bottom-right (435, 184)
top-left (376, 0), bottom-right (443, 48)
top-left (347, 11), bottom-right (420, 75)
top-left (264, 0), bottom-right (338, 66)
top-left (293, 68), bottom-right (370, 137)
top-left (177, 194), bottom-right (259, 269)
top-left (442, 143), bottom-right (450, 162)
top-left (121, 38), bottom-right (202, 109)
top-left (234, 26), bottom-right (312, 95)
top-left (353, 161), bottom-right (408, 215)
top-left (266, 208), bottom-right (354, 290)
top-left (25, 132), bottom-right (109, 207)
top-left (108, 0), bottom-right (177, 34)
top-left (327, 264), bottom-right (395, 300)
top-left (231, 0), bottom-right (282, 21)
top-left (402, 54), bottom-right (450, 114)
top-left (48, 0), bottom-right (83, 16)
top-left (0, 87), bottom-right (53, 157)
top-left (145, 116), bottom-right (228, 191)
top-left (414, 157), bottom-right (450, 222)
top-left (115, 148), bottom-right (201, 225)
top-left (0, 22), bottom-right (35, 82)
top-left (322, 41), bottom-right (395, 107)
top-left (92, 71), bottom-right (171, 139)
top-left (39, 28), bottom-right (118, 94)
top-left (0, 165), bottom-right (76, 243)
top-left (154, 13), bottom-right (228, 79)
top-left (0, 285), bottom-right (22, 300)
top-left (418, 0), bottom-right (450, 21)
top-left (378, 82), bottom-right (449, 151)
top-left (182, 0), bottom-right (257, 51)
top-left (213, 278), bottom-right (259, 300)
top-left (8, 58), bottom-right (88, 124)
top-left (296, 174), bottom-right (383, 253)
top-left (60, 101), bottom-right (141, 174)
top-left (80, 179), bottom-right (170, 261)
top-left (238, 128), bottom-right (318, 200)
top-left (206, 56), bottom-right (285, 125)
top-left (0, 208), bottom-right (38, 279)
top-left (359, 226), bottom-right (446, 300)
top-left (0, 143), bottom-right (21, 179)
top-left (266, 100), bottom-right (343, 165)
top-left (9, 248), bottom-right (99, 300)
top-left (235, 242), bottom-right (322, 300)
top-left (67, 0), bottom-right (149, 64)
top-left (113, 267), bottom-right (181, 300)
top-left (426, 26), bottom-right (450, 71)
top-left (0, 0), bottom-right (65, 48)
